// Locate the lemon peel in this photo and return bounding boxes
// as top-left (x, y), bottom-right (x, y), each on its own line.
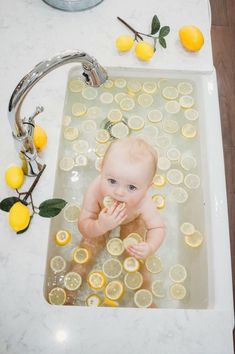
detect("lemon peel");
top-left (5, 165), bottom-right (24, 189)
top-left (9, 201), bottom-right (30, 232)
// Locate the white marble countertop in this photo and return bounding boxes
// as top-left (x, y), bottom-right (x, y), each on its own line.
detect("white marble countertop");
top-left (0, 1), bottom-right (234, 353)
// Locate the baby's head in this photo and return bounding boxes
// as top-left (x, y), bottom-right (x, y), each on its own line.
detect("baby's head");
top-left (100, 137), bottom-right (158, 207)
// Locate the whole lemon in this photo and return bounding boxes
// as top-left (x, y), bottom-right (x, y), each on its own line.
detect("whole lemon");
top-left (135, 41), bottom-right (154, 61)
top-left (33, 125), bottom-right (47, 151)
top-left (179, 26), bottom-right (204, 52)
top-left (116, 35), bottom-right (134, 52)
top-left (5, 165), bottom-right (24, 189)
top-left (9, 201), bottom-right (30, 232)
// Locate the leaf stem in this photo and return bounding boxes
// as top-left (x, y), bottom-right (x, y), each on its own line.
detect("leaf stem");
top-left (23, 164), bottom-right (46, 203)
top-left (117, 17), bottom-right (143, 40)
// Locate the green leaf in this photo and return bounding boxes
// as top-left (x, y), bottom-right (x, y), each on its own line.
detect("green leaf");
top-left (159, 26), bottom-right (170, 37)
top-left (39, 207), bottom-right (63, 218)
top-left (159, 36), bottom-right (167, 48)
top-left (17, 216), bottom-right (33, 234)
top-left (0, 197), bottom-right (19, 212)
top-left (151, 15), bottom-right (160, 35)
top-left (39, 198), bottom-right (67, 218)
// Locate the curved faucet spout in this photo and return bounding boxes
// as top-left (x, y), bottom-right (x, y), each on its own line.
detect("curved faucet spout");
top-left (8, 50), bottom-right (108, 176)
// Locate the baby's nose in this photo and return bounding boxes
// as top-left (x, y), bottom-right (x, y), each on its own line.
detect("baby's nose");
top-left (115, 186), bottom-right (125, 197)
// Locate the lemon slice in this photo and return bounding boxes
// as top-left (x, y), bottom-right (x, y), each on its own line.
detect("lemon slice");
top-left (162, 86), bottom-right (178, 100)
top-left (147, 109), bottom-right (163, 123)
top-left (166, 169), bottom-right (184, 185)
top-left (62, 115), bottom-right (71, 126)
top-left (120, 97), bottom-right (135, 111)
top-left (64, 272), bottom-right (82, 291)
top-left (181, 123), bottom-right (197, 138)
top-left (143, 81), bottom-right (157, 94)
top-left (180, 222), bottom-right (195, 235)
top-left (87, 271), bottom-right (106, 290)
top-left (145, 255), bottom-right (163, 274)
top-left (114, 92), bottom-right (127, 104)
top-left (127, 80), bottom-right (142, 93)
top-left (82, 87), bottom-right (98, 100)
top-left (162, 119), bottom-right (180, 134)
top-left (180, 155), bottom-right (197, 171)
top-left (152, 194), bottom-right (166, 209)
top-left (114, 78), bottom-right (127, 88)
top-left (157, 78), bottom-right (170, 89)
top-left (104, 79), bottom-right (114, 89)
top-left (100, 92), bottom-right (114, 104)
top-left (72, 139), bottom-right (89, 154)
top-left (95, 143), bottom-right (109, 157)
top-left (134, 289), bottom-right (153, 308)
top-left (103, 195), bottom-right (115, 208)
top-left (155, 135), bottom-right (171, 149)
top-left (50, 255), bottom-right (66, 273)
top-left (55, 230), bottom-right (71, 246)
top-left (48, 287), bottom-right (66, 305)
top-left (96, 129), bottom-right (110, 143)
top-left (126, 232), bottom-right (143, 243)
top-left (86, 294), bottom-right (102, 307)
top-left (102, 298), bottom-right (119, 307)
top-left (63, 203), bottom-right (80, 222)
top-left (169, 264), bottom-right (187, 283)
top-left (179, 95), bottom-right (194, 108)
top-left (166, 147), bottom-right (181, 162)
top-left (95, 157), bottom-right (103, 172)
top-left (123, 257), bottom-right (140, 272)
top-left (184, 230), bottom-right (203, 247)
top-left (107, 109), bottom-right (123, 123)
top-left (184, 173), bottom-right (200, 189)
top-left (123, 236), bottom-right (138, 249)
top-left (104, 280), bottom-right (124, 300)
top-left (110, 122), bottom-right (129, 139)
top-left (177, 82), bottom-right (193, 95)
top-left (87, 106), bottom-right (102, 119)
top-left (102, 258), bottom-right (123, 279)
top-left (142, 125), bottom-right (159, 139)
top-left (73, 247), bottom-right (90, 264)
top-left (158, 157), bottom-right (171, 171)
top-left (170, 187), bottom-right (188, 203)
top-left (184, 108), bottom-right (199, 121)
top-left (72, 102), bottom-right (87, 117)
top-left (59, 156), bottom-right (74, 171)
top-left (128, 115), bottom-right (145, 131)
top-left (106, 238), bottom-right (124, 256)
top-left (152, 174), bottom-right (166, 188)
top-left (124, 272), bottom-right (143, 290)
top-left (74, 155), bottom-right (88, 167)
top-left (137, 93), bottom-right (153, 108)
top-left (169, 283), bottom-right (187, 300)
top-left (69, 78), bottom-right (85, 92)
top-left (151, 280), bottom-right (165, 298)
top-left (81, 119), bottom-right (97, 133)
top-left (165, 100), bottom-right (181, 114)
top-left (63, 127), bottom-right (79, 141)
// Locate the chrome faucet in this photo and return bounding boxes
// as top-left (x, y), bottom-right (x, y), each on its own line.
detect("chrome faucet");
top-left (8, 50), bottom-right (108, 176)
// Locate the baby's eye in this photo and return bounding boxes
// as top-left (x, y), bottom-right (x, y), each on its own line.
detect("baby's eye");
top-left (108, 178), bottom-right (116, 185)
top-left (128, 184), bottom-right (137, 191)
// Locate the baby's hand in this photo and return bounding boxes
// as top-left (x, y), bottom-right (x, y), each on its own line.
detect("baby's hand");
top-left (98, 202), bottom-right (127, 232)
top-left (128, 242), bottom-right (153, 259)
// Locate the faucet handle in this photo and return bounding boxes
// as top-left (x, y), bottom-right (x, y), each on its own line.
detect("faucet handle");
top-left (23, 105), bottom-right (44, 136)
top-left (28, 106), bottom-right (44, 123)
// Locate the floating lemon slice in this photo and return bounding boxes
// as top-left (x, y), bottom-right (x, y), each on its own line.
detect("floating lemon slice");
top-left (104, 280), bottom-right (124, 300)
top-left (106, 238), bottom-right (124, 256)
top-left (184, 108), bottom-right (199, 121)
top-left (104, 79), bottom-right (114, 89)
top-left (120, 97), bottom-right (135, 111)
top-left (184, 173), bottom-right (201, 189)
top-left (170, 187), bottom-right (188, 203)
top-left (167, 169), bottom-right (184, 185)
top-left (126, 232), bottom-right (143, 243)
top-left (107, 109), bottom-right (123, 123)
top-left (155, 135), bottom-right (171, 149)
top-left (142, 125), bottom-right (159, 139)
top-left (162, 119), bottom-right (179, 134)
top-left (64, 272), bottom-right (82, 291)
top-left (110, 122), bottom-right (129, 139)
top-left (48, 287), bottom-right (66, 305)
top-left (55, 230), bottom-right (71, 246)
top-left (81, 119), bottom-right (97, 133)
top-left (59, 156), bottom-right (74, 171)
top-left (124, 272), bottom-right (143, 290)
top-left (96, 129), bottom-right (110, 144)
top-left (128, 115), bottom-right (145, 131)
top-left (123, 257), bottom-right (140, 272)
top-left (179, 95), bottom-right (195, 108)
top-left (72, 139), bottom-right (89, 154)
top-left (143, 81), bottom-right (157, 94)
top-left (102, 258), bottom-right (123, 279)
top-left (95, 157), bottom-right (103, 172)
top-left (114, 78), bottom-right (127, 88)
top-left (50, 255), bottom-right (66, 274)
top-left (169, 264), bottom-right (187, 283)
top-left (138, 93), bottom-right (153, 108)
top-left (162, 86), bottom-right (178, 100)
top-left (87, 271), bottom-right (106, 290)
top-left (165, 100), bottom-right (181, 114)
top-left (181, 123), bottom-right (197, 138)
top-left (72, 102), bottom-right (87, 117)
top-left (73, 247), bottom-right (90, 264)
top-left (86, 294), bottom-right (102, 307)
top-left (151, 280), bottom-right (165, 298)
top-left (169, 283), bottom-right (187, 300)
top-left (123, 236), bottom-right (138, 250)
top-left (180, 222), bottom-right (195, 236)
top-left (103, 195), bottom-right (115, 208)
top-left (69, 78), bottom-right (85, 92)
top-left (134, 289), bottom-right (153, 308)
top-left (63, 203), bottom-right (80, 222)
top-left (152, 174), bottom-right (167, 188)
top-left (114, 92), bottom-right (127, 104)
top-left (152, 194), bottom-right (166, 209)
top-left (102, 297), bottom-right (119, 307)
top-left (63, 127), bottom-right (79, 141)
top-left (127, 80), bottom-right (142, 93)
top-left (184, 230), bottom-right (203, 247)
top-left (145, 255), bottom-right (163, 274)
top-left (177, 82), bottom-right (193, 95)
top-left (82, 87), bottom-right (98, 100)
top-left (167, 147), bottom-right (181, 162)
top-left (87, 106), bottom-right (102, 119)
top-left (95, 143), bottom-right (109, 157)
top-left (62, 115), bottom-right (71, 127)
top-left (147, 109), bottom-right (163, 123)
top-left (157, 78), bottom-right (170, 89)
top-left (74, 155), bottom-right (88, 167)
top-left (100, 92), bottom-right (114, 104)
top-left (158, 157), bottom-right (171, 171)
top-left (180, 155), bottom-right (197, 171)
